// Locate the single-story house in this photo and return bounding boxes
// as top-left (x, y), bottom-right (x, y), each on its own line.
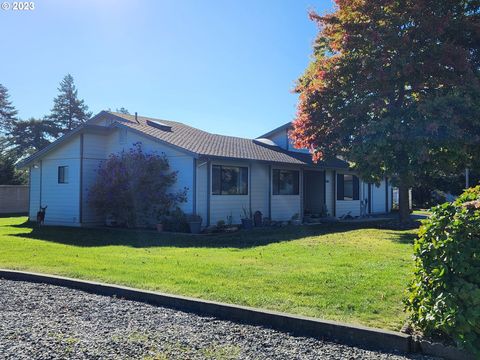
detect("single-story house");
top-left (18, 111), bottom-right (392, 227)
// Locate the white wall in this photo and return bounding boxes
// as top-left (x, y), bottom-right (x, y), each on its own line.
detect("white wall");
top-left (371, 178), bottom-right (387, 213)
top-left (250, 162), bottom-right (269, 218)
top-left (37, 137), bottom-right (81, 226)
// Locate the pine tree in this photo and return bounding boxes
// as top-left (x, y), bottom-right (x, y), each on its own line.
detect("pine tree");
top-left (49, 74), bottom-right (92, 136)
top-left (0, 84), bottom-right (18, 135)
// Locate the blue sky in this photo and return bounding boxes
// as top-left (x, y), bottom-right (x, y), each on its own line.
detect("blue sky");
top-left (1, 0), bottom-right (334, 138)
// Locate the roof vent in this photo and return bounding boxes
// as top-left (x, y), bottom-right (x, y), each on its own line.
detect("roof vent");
top-left (253, 138), bottom-right (279, 147)
top-left (146, 119), bottom-right (172, 132)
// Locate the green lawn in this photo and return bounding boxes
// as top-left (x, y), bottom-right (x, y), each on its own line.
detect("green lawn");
top-left (0, 216), bottom-right (417, 330)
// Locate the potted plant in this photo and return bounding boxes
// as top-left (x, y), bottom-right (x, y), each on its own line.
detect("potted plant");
top-left (187, 214), bottom-right (202, 234)
top-left (241, 207), bottom-right (253, 230)
top-left (291, 213), bottom-right (302, 225)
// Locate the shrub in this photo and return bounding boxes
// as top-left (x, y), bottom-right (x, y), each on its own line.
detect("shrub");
top-left (89, 143), bottom-right (187, 228)
top-left (405, 186), bottom-right (480, 354)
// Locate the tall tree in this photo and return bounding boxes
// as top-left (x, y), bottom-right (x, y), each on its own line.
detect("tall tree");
top-left (8, 118), bottom-right (56, 156)
top-left (290, 0), bottom-right (480, 222)
top-left (49, 74), bottom-right (92, 136)
top-left (0, 84), bottom-right (18, 135)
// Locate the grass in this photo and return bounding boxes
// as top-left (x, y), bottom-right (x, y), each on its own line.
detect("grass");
top-left (0, 216), bottom-right (417, 330)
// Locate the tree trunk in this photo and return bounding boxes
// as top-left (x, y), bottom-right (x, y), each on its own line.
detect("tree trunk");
top-left (398, 182), bottom-right (411, 224)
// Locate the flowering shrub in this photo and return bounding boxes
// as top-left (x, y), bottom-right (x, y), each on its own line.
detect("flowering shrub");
top-left (405, 186), bottom-right (480, 354)
top-left (89, 143), bottom-right (187, 227)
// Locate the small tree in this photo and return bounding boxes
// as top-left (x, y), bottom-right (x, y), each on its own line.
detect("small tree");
top-left (48, 74), bottom-right (92, 136)
top-left (88, 143), bottom-right (187, 227)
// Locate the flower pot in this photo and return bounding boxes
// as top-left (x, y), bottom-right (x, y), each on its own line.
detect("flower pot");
top-left (188, 221), bottom-right (202, 234)
top-left (241, 218), bottom-right (253, 230)
top-left (156, 223), bottom-right (164, 232)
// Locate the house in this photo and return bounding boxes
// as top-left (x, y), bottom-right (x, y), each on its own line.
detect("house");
top-left (18, 111), bottom-right (392, 227)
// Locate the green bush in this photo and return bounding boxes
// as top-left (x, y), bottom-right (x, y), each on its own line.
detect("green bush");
top-left (405, 186), bottom-right (480, 354)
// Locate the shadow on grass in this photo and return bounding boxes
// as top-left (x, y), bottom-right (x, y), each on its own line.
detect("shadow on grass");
top-left (386, 231), bottom-right (417, 244)
top-left (10, 219), bottom-right (419, 249)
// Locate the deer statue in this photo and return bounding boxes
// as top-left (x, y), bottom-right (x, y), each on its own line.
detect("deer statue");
top-left (36, 206), bottom-right (47, 226)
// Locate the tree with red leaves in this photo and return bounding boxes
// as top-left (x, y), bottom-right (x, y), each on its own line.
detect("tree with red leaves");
top-left (291, 0), bottom-right (480, 222)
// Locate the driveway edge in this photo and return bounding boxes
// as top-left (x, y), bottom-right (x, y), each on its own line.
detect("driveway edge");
top-left (0, 269), bottom-right (412, 354)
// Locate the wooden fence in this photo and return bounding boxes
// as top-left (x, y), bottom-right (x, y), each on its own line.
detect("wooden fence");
top-left (0, 185), bottom-right (29, 214)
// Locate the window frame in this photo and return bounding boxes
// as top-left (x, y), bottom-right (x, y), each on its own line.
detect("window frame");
top-left (58, 165), bottom-right (69, 184)
top-left (272, 169), bottom-right (300, 196)
top-left (337, 173), bottom-right (359, 201)
top-left (211, 164), bottom-right (249, 196)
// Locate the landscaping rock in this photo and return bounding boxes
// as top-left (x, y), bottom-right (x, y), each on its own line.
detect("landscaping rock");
top-left (0, 279), bottom-right (437, 359)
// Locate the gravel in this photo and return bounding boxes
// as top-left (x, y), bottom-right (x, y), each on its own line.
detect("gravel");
top-left (0, 279), bottom-right (436, 359)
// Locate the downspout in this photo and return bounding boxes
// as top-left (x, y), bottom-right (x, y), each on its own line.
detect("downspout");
top-left (79, 134), bottom-right (84, 225)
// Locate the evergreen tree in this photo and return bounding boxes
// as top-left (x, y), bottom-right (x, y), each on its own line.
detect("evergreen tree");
top-left (49, 74), bottom-right (92, 136)
top-left (0, 138), bottom-right (26, 185)
top-left (8, 118), bottom-right (56, 156)
top-left (0, 84), bottom-right (18, 135)
top-left (290, 0), bottom-right (480, 223)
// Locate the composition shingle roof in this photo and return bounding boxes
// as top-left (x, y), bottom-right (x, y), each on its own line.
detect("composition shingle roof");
top-left (109, 112), bottom-right (348, 168)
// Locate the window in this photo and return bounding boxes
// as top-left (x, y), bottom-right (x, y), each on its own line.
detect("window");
top-left (337, 173), bottom-right (359, 200)
top-left (212, 165), bottom-right (248, 195)
top-left (272, 169), bottom-right (299, 195)
top-left (58, 166), bottom-right (69, 184)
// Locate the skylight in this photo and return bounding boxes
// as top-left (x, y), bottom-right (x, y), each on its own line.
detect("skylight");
top-left (146, 119), bottom-right (172, 131)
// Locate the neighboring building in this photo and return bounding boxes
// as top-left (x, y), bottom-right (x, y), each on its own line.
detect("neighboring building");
top-left (18, 111), bottom-right (392, 227)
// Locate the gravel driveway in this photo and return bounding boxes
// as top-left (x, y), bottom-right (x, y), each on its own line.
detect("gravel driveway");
top-left (0, 279), bottom-right (436, 359)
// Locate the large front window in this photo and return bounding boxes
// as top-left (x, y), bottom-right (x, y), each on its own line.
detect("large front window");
top-left (212, 165), bottom-right (248, 195)
top-left (272, 169), bottom-right (299, 195)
